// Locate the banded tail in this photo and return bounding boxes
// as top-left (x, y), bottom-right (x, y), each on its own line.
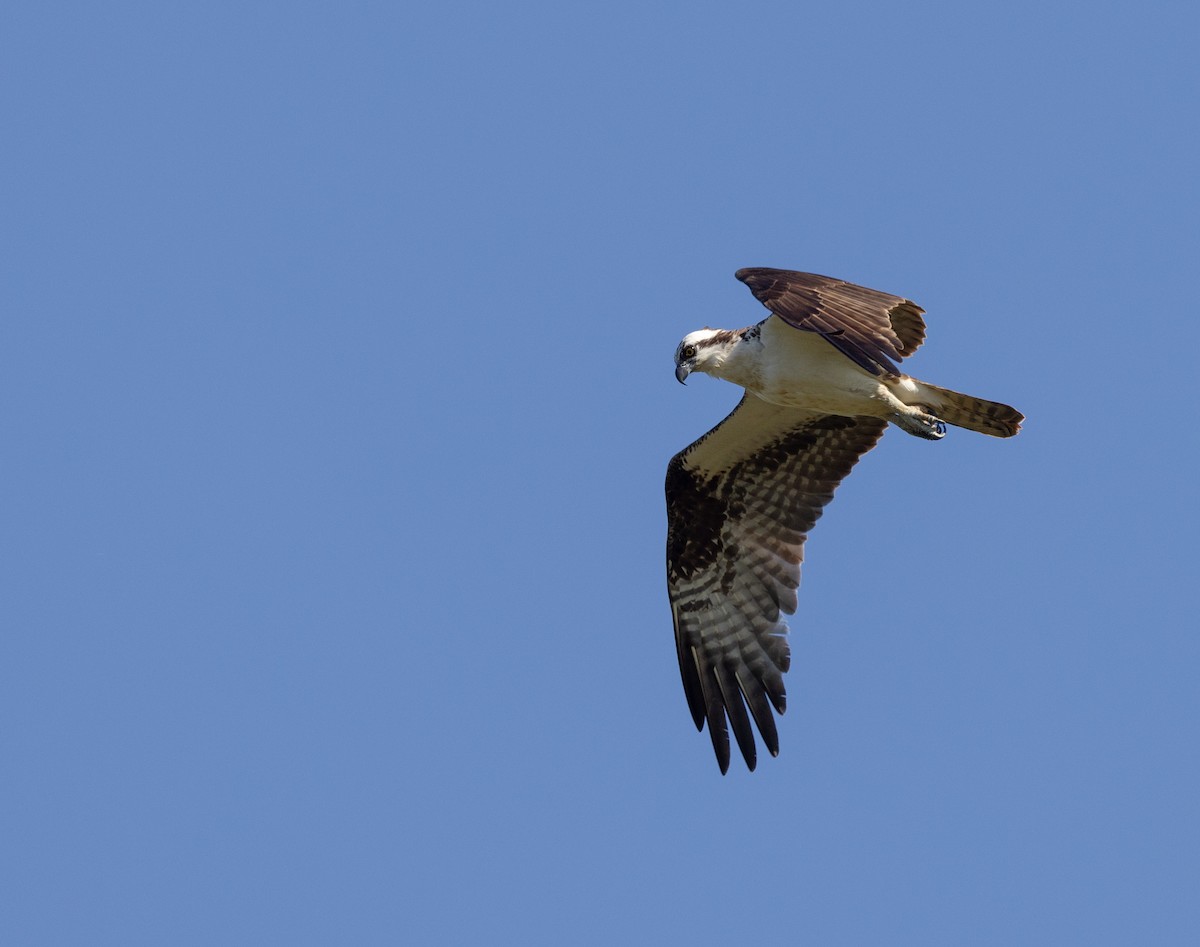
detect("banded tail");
top-left (909, 379), bottom-right (1024, 438)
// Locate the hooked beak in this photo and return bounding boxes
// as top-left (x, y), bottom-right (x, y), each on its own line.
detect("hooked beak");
top-left (675, 362), bottom-right (691, 385)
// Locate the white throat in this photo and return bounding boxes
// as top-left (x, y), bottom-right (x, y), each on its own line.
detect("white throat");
top-left (692, 329), bottom-right (762, 390)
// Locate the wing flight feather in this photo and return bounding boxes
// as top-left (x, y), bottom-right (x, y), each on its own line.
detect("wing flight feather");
top-left (736, 267), bottom-right (927, 376)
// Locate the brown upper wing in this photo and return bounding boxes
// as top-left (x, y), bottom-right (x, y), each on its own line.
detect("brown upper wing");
top-left (666, 394), bottom-right (888, 773)
top-left (736, 267), bottom-right (927, 376)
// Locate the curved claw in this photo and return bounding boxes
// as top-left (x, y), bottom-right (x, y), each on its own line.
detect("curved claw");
top-left (892, 410), bottom-right (946, 440)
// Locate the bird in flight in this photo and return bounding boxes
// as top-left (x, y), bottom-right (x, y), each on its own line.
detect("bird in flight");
top-left (667, 267), bottom-right (1023, 773)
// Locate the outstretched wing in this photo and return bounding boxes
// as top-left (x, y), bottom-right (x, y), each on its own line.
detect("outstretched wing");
top-left (736, 267), bottom-right (926, 376)
top-left (666, 394), bottom-right (887, 773)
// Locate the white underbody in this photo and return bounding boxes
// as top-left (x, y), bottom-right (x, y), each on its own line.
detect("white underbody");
top-left (708, 317), bottom-right (927, 420)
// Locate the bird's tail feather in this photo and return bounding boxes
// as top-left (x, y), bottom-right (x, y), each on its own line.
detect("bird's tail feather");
top-left (910, 380), bottom-right (1023, 438)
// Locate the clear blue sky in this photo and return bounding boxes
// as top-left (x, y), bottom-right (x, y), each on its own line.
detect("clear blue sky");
top-left (4, 1), bottom-right (1197, 944)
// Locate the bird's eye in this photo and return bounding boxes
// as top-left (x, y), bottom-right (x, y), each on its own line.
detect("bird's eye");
top-left (682, 345), bottom-right (697, 359)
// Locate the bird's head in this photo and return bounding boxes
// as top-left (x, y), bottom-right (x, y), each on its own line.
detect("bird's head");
top-left (673, 328), bottom-right (735, 384)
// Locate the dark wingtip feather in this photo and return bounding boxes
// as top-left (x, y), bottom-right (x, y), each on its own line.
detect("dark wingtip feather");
top-left (741, 675), bottom-right (780, 759)
top-left (764, 671), bottom-right (787, 716)
top-left (716, 663), bottom-right (758, 773)
top-left (676, 638), bottom-right (708, 731)
top-left (697, 662), bottom-right (732, 773)
top-left (707, 716), bottom-right (731, 775)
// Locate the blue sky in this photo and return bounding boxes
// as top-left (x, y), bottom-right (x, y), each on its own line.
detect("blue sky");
top-left (3, 1), bottom-right (1198, 943)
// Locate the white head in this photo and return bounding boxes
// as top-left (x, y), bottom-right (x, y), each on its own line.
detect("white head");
top-left (673, 328), bottom-right (740, 384)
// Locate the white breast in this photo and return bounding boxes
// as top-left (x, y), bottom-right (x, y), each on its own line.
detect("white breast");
top-left (753, 317), bottom-right (887, 415)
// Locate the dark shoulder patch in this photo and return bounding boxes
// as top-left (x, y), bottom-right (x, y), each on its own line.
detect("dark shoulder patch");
top-left (665, 457), bottom-right (727, 582)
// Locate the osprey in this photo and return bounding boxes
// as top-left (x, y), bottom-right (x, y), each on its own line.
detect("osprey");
top-left (667, 267), bottom-right (1023, 773)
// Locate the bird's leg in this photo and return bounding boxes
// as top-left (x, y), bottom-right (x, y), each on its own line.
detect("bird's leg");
top-left (873, 386), bottom-right (946, 440)
top-left (891, 409), bottom-right (946, 440)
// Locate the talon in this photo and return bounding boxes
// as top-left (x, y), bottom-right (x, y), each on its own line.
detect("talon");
top-left (892, 410), bottom-right (946, 440)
